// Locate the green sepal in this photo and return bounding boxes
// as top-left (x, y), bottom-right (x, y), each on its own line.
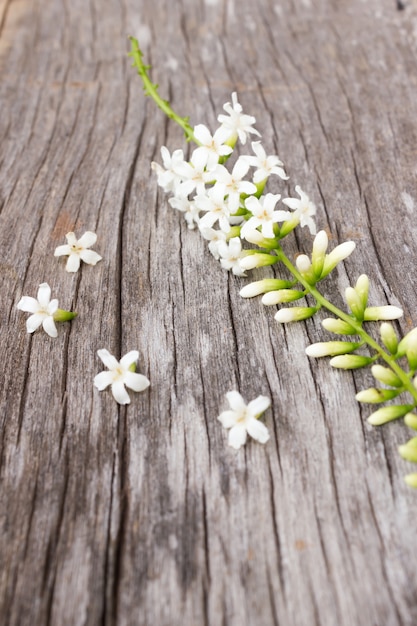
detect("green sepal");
top-left (53, 309), bottom-right (77, 322)
top-left (128, 363), bottom-right (136, 372)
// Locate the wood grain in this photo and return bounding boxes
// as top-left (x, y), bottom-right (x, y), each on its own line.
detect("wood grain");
top-left (1, 1), bottom-right (417, 624)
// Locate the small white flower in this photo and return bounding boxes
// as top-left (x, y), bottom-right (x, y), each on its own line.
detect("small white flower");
top-left (94, 349), bottom-right (150, 405)
top-left (192, 124), bottom-right (233, 169)
top-left (151, 146), bottom-right (185, 193)
top-left (218, 390), bottom-right (270, 449)
top-left (282, 185), bottom-right (317, 235)
top-left (217, 92), bottom-right (261, 145)
top-left (174, 149), bottom-right (214, 197)
top-left (198, 225), bottom-right (227, 259)
top-left (169, 195), bottom-right (200, 229)
top-left (214, 159), bottom-right (257, 213)
top-left (54, 231), bottom-right (102, 273)
top-left (242, 193), bottom-right (291, 239)
top-left (243, 141), bottom-right (288, 182)
top-left (217, 237), bottom-right (247, 276)
top-left (17, 282), bottom-right (59, 337)
top-left (195, 183), bottom-right (231, 233)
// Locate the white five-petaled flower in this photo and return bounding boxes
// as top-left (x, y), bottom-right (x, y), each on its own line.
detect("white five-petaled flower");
top-left (217, 92), bottom-right (261, 145)
top-left (214, 159), bottom-right (257, 213)
top-left (54, 231), bottom-right (102, 273)
top-left (192, 124), bottom-right (233, 169)
top-left (94, 349), bottom-right (150, 405)
top-left (217, 237), bottom-right (247, 276)
top-left (243, 141), bottom-right (288, 183)
top-left (195, 183), bottom-right (231, 233)
top-left (17, 282), bottom-right (59, 338)
top-left (282, 185), bottom-right (317, 235)
top-left (242, 193), bottom-right (291, 239)
top-left (151, 146), bottom-right (185, 194)
top-left (218, 390), bottom-right (270, 449)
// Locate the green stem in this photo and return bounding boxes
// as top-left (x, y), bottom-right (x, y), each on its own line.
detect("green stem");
top-left (129, 37), bottom-right (200, 145)
top-left (276, 246), bottom-right (417, 404)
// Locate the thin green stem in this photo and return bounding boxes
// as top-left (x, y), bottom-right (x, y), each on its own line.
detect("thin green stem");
top-left (276, 246), bottom-right (417, 404)
top-left (129, 37), bottom-right (200, 145)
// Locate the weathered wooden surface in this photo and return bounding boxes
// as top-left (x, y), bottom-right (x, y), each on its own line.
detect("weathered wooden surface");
top-left (1, 0), bottom-right (417, 624)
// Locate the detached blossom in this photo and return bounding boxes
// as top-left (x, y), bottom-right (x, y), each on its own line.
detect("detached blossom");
top-left (243, 141), bottom-right (288, 183)
top-left (17, 282), bottom-right (59, 337)
top-left (242, 193), bottom-right (291, 239)
top-left (218, 390), bottom-right (270, 449)
top-left (218, 92), bottom-right (261, 145)
top-left (282, 185), bottom-right (317, 235)
top-left (151, 146), bottom-right (185, 193)
top-left (192, 124), bottom-right (233, 169)
top-left (54, 231), bottom-right (102, 273)
top-left (217, 237), bottom-right (247, 276)
top-left (94, 349), bottom-right (150, 405)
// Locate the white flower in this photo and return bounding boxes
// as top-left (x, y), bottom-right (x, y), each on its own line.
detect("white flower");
top-left (94, 349), bottom-right (150, 405)
top-left (242, 193), bottom-right (291, 239)
top-left (214, 159), bottom-right (257, 213)
top-left (195, 183), bottom-right (231, 233)
top-left (218, 390), bottom-right (270, 449)
top-left (217, 92), bottom-right (261, 145)
top-left (243, 141), bottom-right (288, 182)
top-left (17, 282), bottom-right (59, 337)
top-left (217, 237), bottom-right (247, 276)
top-left (151, 146), bottom-right (185, 193)
top-left (192, 124), bottom-right (233, 169)
top-left (168, 195), bottom-right (200, 229)
top-left (282, 185), bottom-right (317, 235)
top-left (174, 149), bottom-right (214, 197)
top-left (198, 224), bottom-right (227, 259)
top-left (54, 231), bottom-right (102, 273)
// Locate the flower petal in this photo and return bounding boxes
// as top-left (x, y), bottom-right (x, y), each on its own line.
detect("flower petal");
top-left (111, 381), bottom-right (130, 405)
top-left (246, 417), bottom-right (270, 444)
top-left (225, 390), bottom-right (246, 412)
top-left (54, 245), bottom-right (71, 257)
top-left (37, 283), bottom-right (51, 307)
top-left (94, 371), bottom-right (114, 391)
top-left (79, 250), bottom-right (102, 266)
top-left (26, 313), bottom-right (44, 333)
top-left (66, 253), bottom-right (81, 273)
top-left (77, 231), bottom-right (97, 248)
top-left (218, 410), bottom-right (237, 429)
top-left (17, 296), bottom-right (40, 313)
top-left (65, 232), bottom-right (77, 246)
top-left (97, 349), bottom-right (119, 371)
top-left (119, 351), bottom-right (140, 369)
top-left (247, 395), bottom-right (271, 417)
top-left (124, 371), bottom-right (150, 392)
top-left (42, 316), bottom-right (58, 338)
top-left (228, 424), bottom-right (247, 449)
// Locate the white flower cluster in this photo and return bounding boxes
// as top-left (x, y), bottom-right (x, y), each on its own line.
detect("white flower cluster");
top-left (152, 93), bottom-right (317, 278)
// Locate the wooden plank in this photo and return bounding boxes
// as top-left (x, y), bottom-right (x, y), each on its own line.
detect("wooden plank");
top-left (1, 1), bottom-right (417, 624)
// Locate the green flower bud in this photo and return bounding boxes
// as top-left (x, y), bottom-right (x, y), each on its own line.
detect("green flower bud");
top-left (355, 274), bottom-right (369, 309)
top-left (371, 365), bottom-right (403, 388)
top-left (398, 437), bottom-right (417, 463)
top-left (295, 255), bottom-right (316, 284)
top-left (404, 413), bottom-right (417, 431)
top-left (239, 253), bottom-right (278, 270)
top-left (380, 323), bottom-right (398, 355)
top-left (306, 341), bottom-right (362, 358)
top-left (239, 278), bottom-right (294, 298)
top-left (311, 230), bottom-right (328, 278)
top-left (53, 309), bottom-right (78, 322)
top-left (355, 387), bottom-right (400, 404)
top-left (404, 473), bottom-right (417, 488)
top-left (321, 317), bottom-right (358, 335)
top-left (329, 355), bottom-right (374, 369)
top-left (397, 327), bottom-right (417, 358)
top-left (345, 287), bottom-right (365, 321)
top-left (279, 214), bottom-right (300, 238)
top-left (321, 241), bottom-right (356, 278)
top-left (367, 404), bottom-right (414, 426)
top-left (275, 307), bottom-right (317, 323)
top-left (363, 306), bottom-right (403, 321)
top-left (262, 289), bottom-right (305, 305)
top-left (407, 335), bottom-right (417, 371)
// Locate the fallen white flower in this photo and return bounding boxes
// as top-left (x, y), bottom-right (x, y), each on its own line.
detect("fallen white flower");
top-left (94, 349), bottom-right (150, 405)
top-left (218, 390), bottom-right (270, 449)
top-left (17, 282), bottom-right (59, 337)
top-left (54, 231), bottom-right (102, 273)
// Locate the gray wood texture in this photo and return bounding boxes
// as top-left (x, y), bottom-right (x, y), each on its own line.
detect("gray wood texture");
top-left (1, 0), bottom-right (417, 624)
